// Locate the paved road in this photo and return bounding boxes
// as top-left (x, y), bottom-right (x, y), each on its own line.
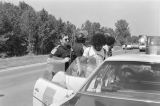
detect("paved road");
top-left (0, 49), bottom-right (142, 106)
top-left (0, 63), bottom-right (47, 106)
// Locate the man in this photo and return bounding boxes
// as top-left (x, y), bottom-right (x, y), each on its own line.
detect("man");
top-left (72, 30), bottom-right (87, 57)
top-left (47, 33), bottom-right (71, 76)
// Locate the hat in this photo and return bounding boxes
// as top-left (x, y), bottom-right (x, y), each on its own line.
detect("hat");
top-left (104, 33), bottom-right (111, 36)
top-left (78, 30), bottom-right (88, 38)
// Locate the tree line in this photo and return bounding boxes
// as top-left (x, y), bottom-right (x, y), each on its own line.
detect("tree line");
top-left (0, 1), bottom-right (139, 57)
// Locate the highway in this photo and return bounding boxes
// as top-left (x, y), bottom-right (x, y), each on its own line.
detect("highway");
top-left (0, 49), bottom-right (142, 106)
top-left (0, 63), bottom-right (47, 106)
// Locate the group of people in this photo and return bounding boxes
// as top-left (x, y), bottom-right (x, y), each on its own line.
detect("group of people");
top-left (47, 31), bottom-right (115, 77)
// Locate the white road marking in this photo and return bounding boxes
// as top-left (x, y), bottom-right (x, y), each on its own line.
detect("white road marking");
top-left (0, 62), bottom-right (47, 73)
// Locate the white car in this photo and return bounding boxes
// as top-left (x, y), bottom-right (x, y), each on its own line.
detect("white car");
top-left (33, 56), bottom-right (98, 106)
top-left (33, 54), bottom-right (160, 106)
top-left (122, 44), bottom-right (132, 50)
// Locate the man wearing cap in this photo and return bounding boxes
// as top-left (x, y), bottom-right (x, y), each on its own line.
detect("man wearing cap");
top-left (72, 30), bottom-right (87, 57)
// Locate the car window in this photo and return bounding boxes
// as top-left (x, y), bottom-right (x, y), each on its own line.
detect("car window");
top-left (86, 63), bottom-right (119, 92)
top-left (86, 61), bottom-right (160, 93)
top-left (66, 56), bottom-right (97, 78)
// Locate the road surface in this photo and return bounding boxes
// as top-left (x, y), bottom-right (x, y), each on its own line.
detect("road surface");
top-left (0, 63), bottom-right (47, 106)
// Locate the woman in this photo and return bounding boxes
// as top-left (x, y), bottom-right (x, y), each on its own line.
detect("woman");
top-left (83, 33), bottom-right (107, 66)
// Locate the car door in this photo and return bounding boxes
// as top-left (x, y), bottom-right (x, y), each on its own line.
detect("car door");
top-left (33, 57), bottom-right (92, 106)
top-left (33, 78), bottom-right (74, 106)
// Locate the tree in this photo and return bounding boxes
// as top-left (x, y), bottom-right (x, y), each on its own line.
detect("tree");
top-left (129, 36), bottom-right (139, 43)
top-left (81, 20), bottom-right (101, 43)
top-left (115, 19), bottom-right (131, 45)
top-left (81, 20), bottom-right (92, 38)
top-left (20, 8), bottom-right (38, 54)
top-left (65, 21), bottom-right (76, 42)
top-left (0, 2), bottom-right (27, 56)
top-left (91, 22), bottom-right (101, 34)
top-left (35, 9), bottom-right (49, 54)
top-left (101, 27), bottom-right (116, 38)
top-left (19, 1), bottom-right (33, 12)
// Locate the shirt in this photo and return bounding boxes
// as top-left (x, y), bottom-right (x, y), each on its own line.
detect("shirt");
top-left (49, 45), bottom-right (71, 71)
top-left (83, 46), bottom-right (107, 65)
top-left (50, 45), bottom-right (71, 58)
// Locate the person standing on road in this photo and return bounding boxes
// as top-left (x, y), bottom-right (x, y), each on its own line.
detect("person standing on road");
top-left (47, 33), bottom-right (72, 76)
top-left (72, 30), bottom-right (88, 57)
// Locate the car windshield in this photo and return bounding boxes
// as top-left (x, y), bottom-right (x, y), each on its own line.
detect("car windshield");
top-left (87, 61), bottom-right (160, 92)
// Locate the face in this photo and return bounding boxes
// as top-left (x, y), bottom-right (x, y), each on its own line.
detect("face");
top-left (94, 45), bottom-right (103, 51)
top-left (60, 36), bottom-right (69, 46)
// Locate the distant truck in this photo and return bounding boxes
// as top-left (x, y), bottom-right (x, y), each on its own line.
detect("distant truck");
top-left (138, 35), bottom-right (147, 52)
top-left (146, 36), bottom-right (160, 54)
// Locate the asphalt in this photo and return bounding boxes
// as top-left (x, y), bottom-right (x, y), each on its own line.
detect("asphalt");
top-left (0, 62), bottom-right (47, 73)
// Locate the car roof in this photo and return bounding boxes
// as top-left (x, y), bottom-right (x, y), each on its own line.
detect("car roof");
top-left (106, 54), bottom-right (160, 63)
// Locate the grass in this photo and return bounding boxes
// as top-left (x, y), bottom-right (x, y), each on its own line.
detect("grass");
top-left (0, 46), bottom-right (122, 69)
top-left (0, 54), bottom-right (48, 69)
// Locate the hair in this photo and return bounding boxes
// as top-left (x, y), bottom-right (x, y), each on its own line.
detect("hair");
top-left (106, 36), bottom-right (116, 46)
top-left (75, 31), bottom-right (87, 43)
top-left (91, 33), bottom-right (106, 47)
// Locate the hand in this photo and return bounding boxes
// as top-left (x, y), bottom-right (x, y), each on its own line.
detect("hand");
top-left (64, 57), bottom-right (70, 62)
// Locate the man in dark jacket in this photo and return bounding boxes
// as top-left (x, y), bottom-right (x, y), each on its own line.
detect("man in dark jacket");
top-left (47, 33), bottom-right (71, 76)
top-left (72, 30), bottom-right (87, 57)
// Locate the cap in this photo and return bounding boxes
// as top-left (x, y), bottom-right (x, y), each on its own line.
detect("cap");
top-left (78, 30), bottom-right (88, 38)
top-left (104, 33), bottom-right (111, 36)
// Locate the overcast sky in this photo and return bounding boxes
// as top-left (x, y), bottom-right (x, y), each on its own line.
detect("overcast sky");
top-left (2, 0), bottom-right (160, 36)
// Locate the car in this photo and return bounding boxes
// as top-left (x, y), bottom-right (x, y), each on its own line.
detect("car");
top-left (122, 44), bottom-right (132, 50)
top-left (132, 44), bottom-right (139, 49)
top-left (139, 44), bottom-right (146, 52)
top-left (33, 53), bottom-right (160, 106)
top-left (126, 44), bottom-right (132, 49)
top-left (146, 36), bottom-right (160, 54)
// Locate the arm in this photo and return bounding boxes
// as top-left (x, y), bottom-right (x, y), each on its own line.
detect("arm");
top-left (47, 56), bottom-right (69, 64)
top-left (47, 46), bottom-right (70, 64)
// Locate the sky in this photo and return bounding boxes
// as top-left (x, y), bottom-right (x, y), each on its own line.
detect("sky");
top-left (1, 0), bottom-right (160, 36)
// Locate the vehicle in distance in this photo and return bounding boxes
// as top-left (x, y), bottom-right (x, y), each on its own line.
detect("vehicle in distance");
top-left (138, 35), bottom-right (147, 52)
top-left (33, 54), bottom-right (160, 106)
top-left (122, 44), bottom-right (132, 50)
top-left (131, 44), bottom-right (139, 49)
top-left (146, 36), bottom-right (160, 55)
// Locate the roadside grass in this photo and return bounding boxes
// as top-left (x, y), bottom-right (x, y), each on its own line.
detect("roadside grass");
top-left (0, 54), bottom-right (48, 69)
top-left (0, 46), bottom-right (122, 69)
